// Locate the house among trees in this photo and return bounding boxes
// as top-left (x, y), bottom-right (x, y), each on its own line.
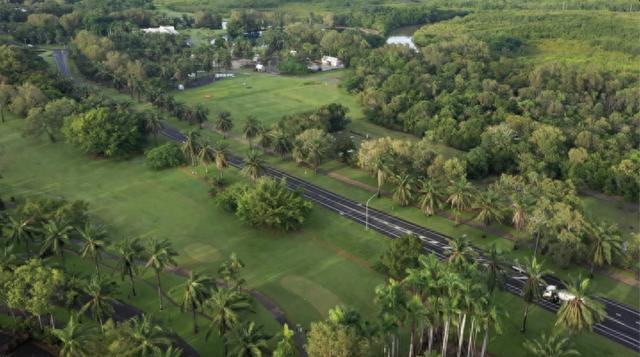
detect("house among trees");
top-left (142, 26), bottom-right (179, 35)
top-left (321, 55), bottom-right (342, 68)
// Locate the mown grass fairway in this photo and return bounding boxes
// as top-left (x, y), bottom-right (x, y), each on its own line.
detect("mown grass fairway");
top-left (0, 117), bottom-right (385, 336)
top-left (174, 70), bottom-right (407, 139)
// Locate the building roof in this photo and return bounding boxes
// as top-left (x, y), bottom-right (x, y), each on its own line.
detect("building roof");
top-left (142, 26), bottom-right (179, 35)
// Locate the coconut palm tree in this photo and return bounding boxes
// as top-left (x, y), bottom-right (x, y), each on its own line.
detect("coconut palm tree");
top-left (520, 257), bottom-right (551, 333)
top-left (372, 156), bottom-right (389, 198)
top-left (127, 315), bottom-right (171, 356)
top-left (228, 321), bottom-right (271, 357)
top-left (144, 238), bottom-right (179, 310)
top-left (406, 294), bottom-right (430, 357)
top-left (77, 223), bottom-right (107, 274)
top-left (52, 314), bottom-right (96, 357)
top-left (80, 274), bottom-right (118, 330)
top-left (447, 178), bottom-right (475, 223)
top-left (193, 104), bottom-right (210, 126)
top-left (205, 287), bottom-right (252, 356)
top-left (273, 323), bottom-right (296, 357)
top-left (392, 175), bottom-right (414, 207)
top-left (477, 300), bottom-right (503, 357)
top-left (524, 332), bottom-right (580, 357)
top-left (587, 221), bottom-right (623, 277)
top-left (145, 112), bottom-right (164, 144)
top-left (0, 244), bottom-right (19, 272)
top-left (241, 150), bottom-right (265, 181)
top-left (40, 217), bottom-right (73, 266)
top-left (115, 237), bottom-right (144, 297)
top-left (555, 275), bottom-right (605, 334)
top-left (375, 279), bottom-right (408, 357)
top-left (482, 245), bottom-right (508, 295)
top-left (472, 190), bottom-right (504, 226)
top-left (215, 111), bottom-right (234, 138)
top-left (6, 215), bottom-right (37, 254)
top-left (272, 130), bottom-right (293, 158)
top-left (447, 235), bottom-right (476, 269)
top-left (174, 271), bottom-right (216, 334)
top-left (197, 144), bottom-right (214, 174)
top-left (257, 127), bottom-right (273, 151)
top-left (152, 346), bottom-right (184, 357)
top-left (510, 195), bottom-right (534, 231)
top-left (181, 130), bottom-right (201, 173)
top-left (243, 116), bottom-right (261, 148)
top-left (214, 141), bottom-right (230, 174)
top-left (417, 179), bottom-right (444, 216)
top-left (440, 278), bottom-right (461, 357)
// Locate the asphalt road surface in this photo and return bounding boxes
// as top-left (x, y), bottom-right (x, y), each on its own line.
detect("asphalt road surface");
top-left (162, 124), bottom-right (640, 352)
top-left (51, 49), bottom-right (71, 78)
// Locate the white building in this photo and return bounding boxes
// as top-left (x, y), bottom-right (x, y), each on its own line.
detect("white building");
top-left (321, 55), bottom-right (342, 67)
top-left (142, 26), bottom-right (179, 35)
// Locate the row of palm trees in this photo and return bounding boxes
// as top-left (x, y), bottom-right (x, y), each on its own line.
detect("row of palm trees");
top-left (373, 170), bottom-right (624, 274)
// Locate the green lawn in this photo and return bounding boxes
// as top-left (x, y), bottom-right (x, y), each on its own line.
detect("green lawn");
top-left (0, 117), bottom-right (386, 353)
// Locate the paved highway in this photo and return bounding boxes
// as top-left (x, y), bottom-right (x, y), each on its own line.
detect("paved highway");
top-left (161, 125), bottom-right (640, 352)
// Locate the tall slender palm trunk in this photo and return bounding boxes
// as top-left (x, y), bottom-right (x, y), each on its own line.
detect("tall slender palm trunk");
top-left (428, 326), bottom-right (434, 353)
top-left (128, 269), bottom-right (137, 296)
top-left (480, 328), bottom-right (489, 357)
top-left (409, 328), bottom-right (414, 357)
top-left (155, 270), bottom-right (164, 310)
top-left (442, 318), bottom-right (450, 357)
top-left (466, 318), bottom-right (476, 357)
top-left (521, 304), bottom-right (530, 333)
top-left (457, 314), bottom-right (467, 357)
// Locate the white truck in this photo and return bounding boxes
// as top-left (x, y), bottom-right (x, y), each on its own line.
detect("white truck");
top-left (542, 285), bottom-right (576, 303)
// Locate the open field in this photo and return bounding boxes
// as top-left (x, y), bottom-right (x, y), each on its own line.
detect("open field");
top-left (2, 116), bottom-right (636, 356)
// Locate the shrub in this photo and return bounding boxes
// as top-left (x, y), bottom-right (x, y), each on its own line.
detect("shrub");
top-left (145, 142), bottom-right (186, 170)
top-left (277, 58), bottom-right (309, 75)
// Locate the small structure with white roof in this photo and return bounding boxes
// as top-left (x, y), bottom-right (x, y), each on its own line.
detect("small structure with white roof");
top-left (142, 26), bottom-right (179, 35)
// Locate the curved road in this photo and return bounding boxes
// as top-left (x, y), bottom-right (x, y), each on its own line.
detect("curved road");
top-left (161, 125), bottom-right (640, 352)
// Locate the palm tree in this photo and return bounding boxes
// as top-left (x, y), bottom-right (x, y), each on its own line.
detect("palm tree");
top-left (511, 195), bottom-right (534, 231)
top-left (152, 346), bottom-right (184, 357)
top-left (40, 217), bottom-right (73, 265)
top-left (447, 178), bottom-right (475, 223)
top-left (214, 141), bottom-right (230, 174)
top-left (472, 190), bottom-right (504, 226)
top-left (127, 315), bottom-right (171, 356)
top-left (205, 287), bottom-right (252, 356)
top-left (418, 179), bottom-right (444, 216)
top-left (374, 279), bottom-right (407, 357)
top-left (447, 235), bottom-right (476, 269)
top-left (482, 245), bottom-right (507, 295)
top-left (78, 223), bottom-right (107, 274)
top-left (257, 127), bottom-right (272, 151)
top-left (215, 111), bottom-right (234, 138)
top-left (228, 321), bottom-right (271, 357)
top-left (272, 130), bottom-right (293, 158)
top-left (477, 300), bottom-right (503, 357)
top-left (198, 144), bottom-right (213, 174)
top-left (174, 271), bottom-right (215, 334)
top-left (80, 274), bottom-right (118, 330)
top-left (115, 238), bottom-right (144, 297)
top-left (145, 112), bottom-right (164, 143)
top-left (555, 275), bottom-right (605, 334)
top-left (587, 222), bottom-right (623, 277)
top-left (440, 279), bottom-right (461, 357)
top-left (243, 116), bottom-right (261, 148)
top-left (372, 156), bottom-right (388, 198)
top-left (181, 130), bottom-right (200, 173)
top-left (392, 175), bottom-right (414, 207)
top-left (52, 314), bottom-right (96, 357)
top-left (193, 104), bottom-right (210, 126)
top-left (524, 332), bottom-right (580, 357)
top-left (273, 323), bottom-right (296, 357)
top-left (241, 150), bottom-right (265, 181)
top-left (405, 294), bottom-right (430, 357)
top-left (6, 215), bottom-right (37, 254)
top-left (0, 244), bottom-right (19, 272)
top-left (144, 239), bottom-right (179, 310)
top-left (520, 257), bottom-right (551, 333)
